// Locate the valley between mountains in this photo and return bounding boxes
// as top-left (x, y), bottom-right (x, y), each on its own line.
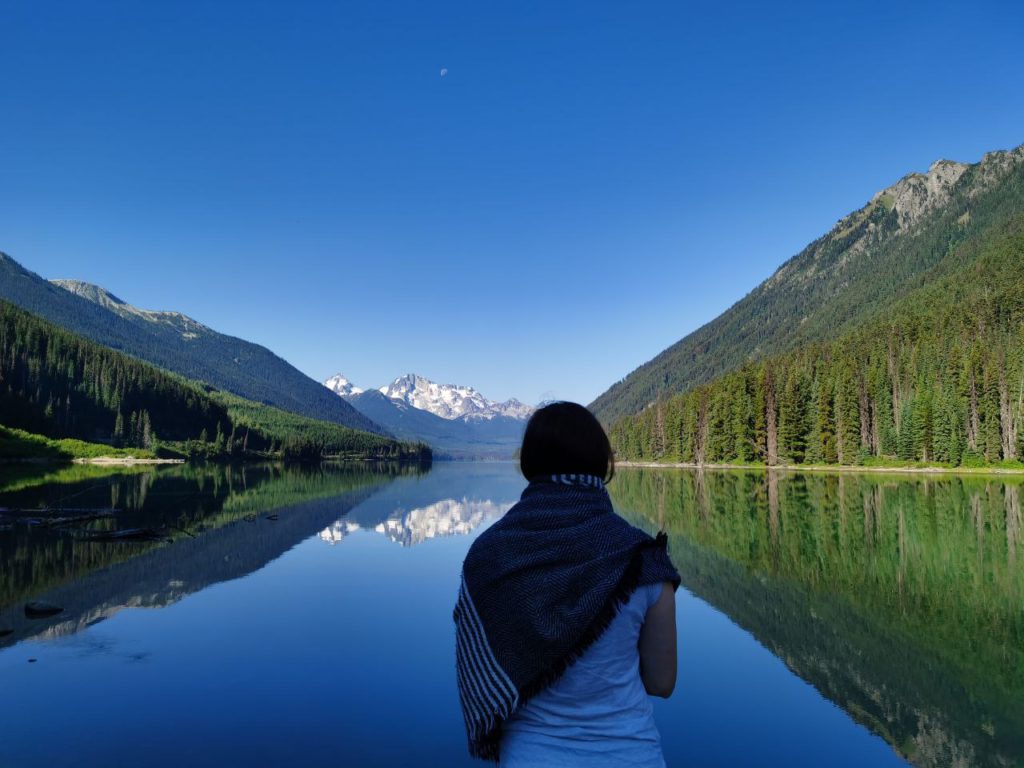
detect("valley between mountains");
top-left (1, 142), bottom-right (1023, 471)
top-left (325, 373), bottom-right (533, 459)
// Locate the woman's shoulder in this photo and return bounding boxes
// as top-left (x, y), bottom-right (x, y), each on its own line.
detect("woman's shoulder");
top-left (638, 582), bottom-right (666, 610)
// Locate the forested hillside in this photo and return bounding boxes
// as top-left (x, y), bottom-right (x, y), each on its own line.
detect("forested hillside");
top-left (212, 390), bottom-right (432, 461)
top-left (592, 145), bottom-right (1024, 424)
top-left (610, 224), bottom-right (1024, 466)
top-left (0, 253), bottom-right (382, 434)
top-left (0, 301), bottom-right (428, 462)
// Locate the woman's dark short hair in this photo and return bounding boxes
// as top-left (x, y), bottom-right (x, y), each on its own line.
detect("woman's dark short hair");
top-left (519, 401), bottom-right (615, 483)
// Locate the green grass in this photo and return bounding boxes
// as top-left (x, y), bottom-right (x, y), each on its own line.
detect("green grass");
top-left (858, 456), bottom-right (952, 469)
top-left (0, 424), bottom-right (155, 461)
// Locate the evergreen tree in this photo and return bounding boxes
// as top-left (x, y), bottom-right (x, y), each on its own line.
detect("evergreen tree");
top-left (911, 389), bottom-right (932, 462)
top-left (835, 371), bottom-right (861, 465)
top-left (898, 400), bottom-right (915, 460)
top-left (142, 411), bottom-right (153, 450)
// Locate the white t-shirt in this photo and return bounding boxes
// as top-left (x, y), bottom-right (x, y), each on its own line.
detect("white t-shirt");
top-left (499, 582), bottom-right (667, 767)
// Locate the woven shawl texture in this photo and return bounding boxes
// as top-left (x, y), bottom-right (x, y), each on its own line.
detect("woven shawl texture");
top-left (454, 474), bottom-right (680, 761)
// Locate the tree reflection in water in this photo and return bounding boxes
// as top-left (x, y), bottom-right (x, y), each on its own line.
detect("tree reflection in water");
top-left (610, 468), bottom-right (1024, 768)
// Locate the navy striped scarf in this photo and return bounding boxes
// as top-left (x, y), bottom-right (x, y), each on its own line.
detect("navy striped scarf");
top-left (454, 473), bottom-right (680, 761)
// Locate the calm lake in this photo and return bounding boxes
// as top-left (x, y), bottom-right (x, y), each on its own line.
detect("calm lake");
top-left (1, 462), bottom-right (1021, 767)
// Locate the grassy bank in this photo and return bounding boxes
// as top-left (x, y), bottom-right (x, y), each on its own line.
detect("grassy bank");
top-left (0, 425), bottom-right (157, 462)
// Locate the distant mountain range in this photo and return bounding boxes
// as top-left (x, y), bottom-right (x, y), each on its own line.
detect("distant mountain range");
top-left (325, 373), bottom-right (534, 458)
top-left (0, 253), bottom-right (382, 434)
top-left (380, 373), bottom-right (533, 420)
top-left (328, 373), bottom-right (532, 421)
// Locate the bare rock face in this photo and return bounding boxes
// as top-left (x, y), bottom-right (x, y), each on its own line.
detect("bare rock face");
top-left (873, 145), bottom-right (1024, 232)
top-left (50, 280), bottom-right (212, 337)
top-left (973, 144), bottom-right (1024, 192)
top-left (872, 159), bottom-right (968, 232)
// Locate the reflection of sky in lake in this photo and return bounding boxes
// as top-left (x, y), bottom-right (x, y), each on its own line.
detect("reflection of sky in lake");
top-left (0, 463), bottom-right (913, 767)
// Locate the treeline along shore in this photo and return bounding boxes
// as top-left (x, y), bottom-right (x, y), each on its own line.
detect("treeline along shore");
top-left (610, 228), bottom-right (1024, 473)
top-left (0, 300), bottom-right (431, 464)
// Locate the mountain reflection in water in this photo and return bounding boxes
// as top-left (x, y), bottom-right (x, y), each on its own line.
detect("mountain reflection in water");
top-left (0, 461), bottom-right (524, 653)
top-left (319, 497), bottom-right (512, 547)
top-left (0, 462), bottom-right (421, 649)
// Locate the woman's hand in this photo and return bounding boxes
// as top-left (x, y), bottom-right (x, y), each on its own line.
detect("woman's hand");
top-left (639, 582), bottom-right (677, 698)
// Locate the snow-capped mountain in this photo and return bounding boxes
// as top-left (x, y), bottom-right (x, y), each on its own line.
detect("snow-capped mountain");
top-left (324, 374), bottom-right (364, 398)
top-left (378, 374), bottom-right (533, 421)
top-left (323, 372), bottom-right (533, 458)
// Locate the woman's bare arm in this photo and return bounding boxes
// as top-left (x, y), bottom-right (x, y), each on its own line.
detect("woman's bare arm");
top-left (638, 582), bottom-right (677, 698)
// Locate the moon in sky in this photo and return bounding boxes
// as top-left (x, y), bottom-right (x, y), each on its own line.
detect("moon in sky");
top-left (440, 67), bottom-right (448, 77)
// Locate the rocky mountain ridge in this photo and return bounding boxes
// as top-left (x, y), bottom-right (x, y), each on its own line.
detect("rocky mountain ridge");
top-left (329, 372), bottom-right (533, 422)
top-left (324, 373), bottom-right (532, 458)
top-left (591, 142), bottom-right (1024, 424)
top-left (51, 279), bottom-right (211, 340)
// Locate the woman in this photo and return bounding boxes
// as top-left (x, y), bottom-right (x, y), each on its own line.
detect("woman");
top-left (454, 401), bottom-right (680, 765)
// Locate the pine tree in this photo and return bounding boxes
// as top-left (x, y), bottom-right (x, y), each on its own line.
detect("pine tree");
top-left (982, 366), bottom-right (1002, 461)
top-left (731, 372), bottom-right (754, 462)
top-left (911, 387), bottom-right (933, 462)
top-left (898, 400), bottom-right (915, 460)
top-left (778, 372), bottom-right (808, 463)
top-left (835, 370), bottom-right (861, 465)
top-left (806, 376), bottom-right (823, 464)
top-left (142, 410), bottom-right (153, 450)
top-left (877, 375), bottom-right (897, 457)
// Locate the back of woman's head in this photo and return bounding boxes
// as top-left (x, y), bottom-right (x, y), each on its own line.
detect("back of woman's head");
top-left (519, 401), bottom-right (615, 483)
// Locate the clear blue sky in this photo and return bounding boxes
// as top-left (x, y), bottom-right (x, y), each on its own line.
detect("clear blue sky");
top-left (2, 1), bottom-right (1022, 406)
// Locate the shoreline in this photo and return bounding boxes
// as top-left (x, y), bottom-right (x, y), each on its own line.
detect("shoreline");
top-left (616, 460), bottom-right (1024, 476)
top-left (0, 456), bottom-right (178, 467)
top-left (72, 457), bottom-right (186, 466)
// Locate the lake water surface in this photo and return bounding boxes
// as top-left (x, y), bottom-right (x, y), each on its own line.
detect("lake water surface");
top-left (1, 462), bottom-right (1021, 767)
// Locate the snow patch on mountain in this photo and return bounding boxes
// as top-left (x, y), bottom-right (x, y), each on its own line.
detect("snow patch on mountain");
top-left (379, 373), bottom-right (533, 421)
top-left (324, 374), bottom-right (364, 397)
top-left (324, 372), bottom-right (533, 422)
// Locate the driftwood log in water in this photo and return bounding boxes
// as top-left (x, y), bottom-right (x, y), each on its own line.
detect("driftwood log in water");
top-left (24, 601), bottom-right (64, 619)
top-left (0, 506), bottom-right (118, 515)
top-left (77, 527), bottom-right (169, 543)
top-left (0, 507), bottom-right (118, 523)
top-left (0, 510), bottom-right (118, 533)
